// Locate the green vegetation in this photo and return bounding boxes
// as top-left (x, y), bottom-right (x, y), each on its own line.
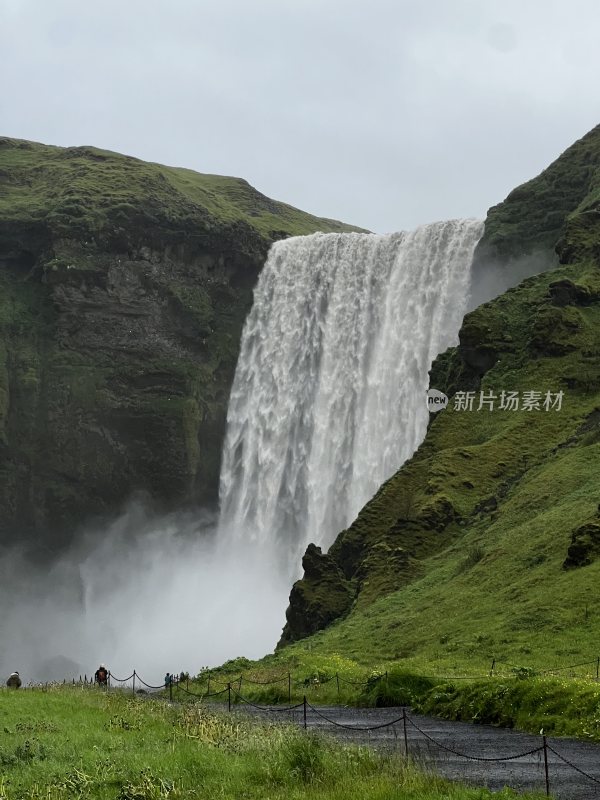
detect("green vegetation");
top-left (471, 122), bottom-right (600, 273)
top-left (0, 137), bottom-right (364, 244)
top-left (0, 687), bottom-right (541, 799)
top-left (415, 676), bottom-right (600, 740)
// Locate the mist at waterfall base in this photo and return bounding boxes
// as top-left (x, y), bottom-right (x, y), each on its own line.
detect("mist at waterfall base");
top-left (0, 503), bottom-right (291, 683)
top-left (0, 221), bottom-right (487, 684)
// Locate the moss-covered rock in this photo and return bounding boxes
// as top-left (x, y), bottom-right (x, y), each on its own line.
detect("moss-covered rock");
top-left (278, 544), bottom-right (354, 648)
top-left (563, 520), bottom-right (600, 569)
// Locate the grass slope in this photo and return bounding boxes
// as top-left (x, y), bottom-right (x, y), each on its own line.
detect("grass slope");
top-left (0, 137), bottom-right (364, 243)
top-left (0, 687), bottom-right (539, 799)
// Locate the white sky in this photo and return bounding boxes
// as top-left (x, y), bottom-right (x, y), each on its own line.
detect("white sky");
top-left (1, 0), bottom-right (599, 232)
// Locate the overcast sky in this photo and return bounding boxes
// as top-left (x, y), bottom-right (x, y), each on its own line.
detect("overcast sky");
top-left (2, 0), bottom-right (599, 233)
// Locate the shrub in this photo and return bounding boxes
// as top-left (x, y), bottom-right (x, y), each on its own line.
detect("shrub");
top-left (359, 670), bottom-right (440, 707)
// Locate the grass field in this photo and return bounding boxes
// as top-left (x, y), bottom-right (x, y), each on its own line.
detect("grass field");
top-left (0, 686), bottom-right (547, 799)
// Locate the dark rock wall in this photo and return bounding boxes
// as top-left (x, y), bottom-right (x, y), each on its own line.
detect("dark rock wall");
top-left (0, 221), bottom-right (265, 549)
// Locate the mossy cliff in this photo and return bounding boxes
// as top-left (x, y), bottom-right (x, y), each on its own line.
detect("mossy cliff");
top-left (0, 137), bottom-right (362, 548)
top-left (469, 123), bottom-right (600, 307)
top-left (279, 123), bottom-right (600, 658)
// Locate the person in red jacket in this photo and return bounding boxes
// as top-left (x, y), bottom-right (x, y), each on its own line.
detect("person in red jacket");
top-left (94, 664), bottom-right (108, 686)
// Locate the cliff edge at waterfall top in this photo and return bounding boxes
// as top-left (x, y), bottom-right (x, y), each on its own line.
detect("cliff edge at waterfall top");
top-left (0, 136), bottom-right (366, 549)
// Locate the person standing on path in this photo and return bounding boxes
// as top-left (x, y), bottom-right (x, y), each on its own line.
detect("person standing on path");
top-left (6, 671), bottom-right (21, 688)
top-left (94, 664), bottom-right (108, 687)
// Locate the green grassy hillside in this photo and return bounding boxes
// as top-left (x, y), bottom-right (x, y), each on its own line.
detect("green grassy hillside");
top-left (475, 123), bottom-right (600, 263)
top-left (0, 138), bottom-right (362, 247)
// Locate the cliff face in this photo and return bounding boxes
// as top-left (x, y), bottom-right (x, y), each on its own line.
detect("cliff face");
top-left (0, 137), bottom-right (362, 548)
top-left (279, 123), bottom-right (600, 650)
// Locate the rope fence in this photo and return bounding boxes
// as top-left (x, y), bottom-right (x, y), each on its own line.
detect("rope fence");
top-left (12, 651), bottom-right (600, 702)
top-left (109, 671), bottom-right (135, 683)
top-left (488, 657), bottom-right (600, 679)
top-left (307, 702), bottom-right (407, 731)
top-left (405, 714), bottom-right (544, 763)
top-left (8, 672), bottom-right (600, 796)
top-left (134, 673), bottom-right (168, 691)
top-left (232, 689), bottom-right (304, 714)
top-left (237, 696), bottom-right (600, 796)
top-left (15, 654), bottom-right (600, 701)
top-left (241, 675), bottom-right (289, 686)
top-left (547, 743), bottom-right (600, 787)
top-left (175, 682), bottom-right (229, 700)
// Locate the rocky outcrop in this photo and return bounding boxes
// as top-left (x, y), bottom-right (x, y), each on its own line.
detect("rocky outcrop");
top-left (0, 137), bottom-right (361, 548)
top-left (278, 544), bottom-right (354, 648)
top-left (563, 515), bottom-right (600, 569)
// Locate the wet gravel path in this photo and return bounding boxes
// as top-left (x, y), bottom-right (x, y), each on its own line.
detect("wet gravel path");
top-left (234, 703), bottom-right (600, 799)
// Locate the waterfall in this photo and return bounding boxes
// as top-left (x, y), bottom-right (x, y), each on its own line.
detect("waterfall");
top-left (0, 219), bottom-right (485, 679)
top-left (219, 219), bottom-right (484, 572)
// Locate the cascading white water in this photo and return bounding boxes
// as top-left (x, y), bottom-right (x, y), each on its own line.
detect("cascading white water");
top-left (219, 220), bottom-right (484, 573)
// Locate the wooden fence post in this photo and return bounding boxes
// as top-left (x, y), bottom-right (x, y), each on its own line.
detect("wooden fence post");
top-left (303, 695), bottom-right (307, 730)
